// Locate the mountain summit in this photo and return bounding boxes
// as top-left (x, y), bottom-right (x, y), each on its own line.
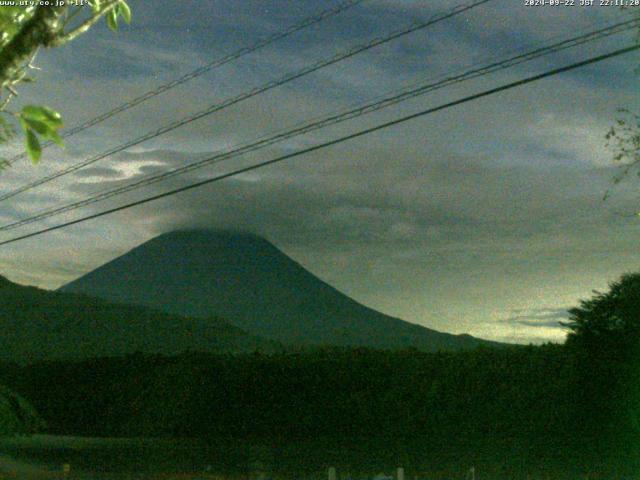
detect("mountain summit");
top-left (61, 230), bottom-right (494, 350)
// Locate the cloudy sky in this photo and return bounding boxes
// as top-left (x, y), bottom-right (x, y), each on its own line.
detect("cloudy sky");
top-left (0, 0), bottom-right (638, 344)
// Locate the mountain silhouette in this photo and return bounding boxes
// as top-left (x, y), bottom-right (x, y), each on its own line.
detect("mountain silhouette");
top-left (0, 274), bottom-right (275, 362)
top-left (61, 230), bottom-right (496, 350)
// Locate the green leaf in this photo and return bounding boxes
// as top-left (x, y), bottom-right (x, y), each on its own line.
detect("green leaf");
top-left (118, 1), bottom-right (132, 24)
top-left (21, 105), bottom-right (63, 129)
top-left (21, 118), bottom-right (65, 148)
top-left (48, 130), bottom-right (64, 147)
top-left (25, 129), bottom-right (41, 164)
top-left (21, 118), bottom-right (50, 136)
top-left (106, 8), bottom-right (118, 32)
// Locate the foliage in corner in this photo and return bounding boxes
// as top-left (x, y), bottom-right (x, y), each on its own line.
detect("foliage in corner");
top-left (604, 109), bottom-right (640, 199)
top-left (562, 272), bottom-right (640, 451)
top-left (0, 1), bottom-right (131, 165)
top-left (603, 8), bottom-right (640, 202)
top-left (563, 272), bottom-right (640, 352)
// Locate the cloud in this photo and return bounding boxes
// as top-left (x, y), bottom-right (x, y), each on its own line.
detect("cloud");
top-left (503, 308), bottom-right (570, 328)
top-left (0, 0), bottom-right (637, 345)
top-left (489, 329), bottom-right (567, 345)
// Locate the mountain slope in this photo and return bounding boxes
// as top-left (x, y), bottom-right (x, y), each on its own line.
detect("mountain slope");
top-left (61, 230), bottom-right (496, 351)
top-left (0, 275), bottom-right (275, 362)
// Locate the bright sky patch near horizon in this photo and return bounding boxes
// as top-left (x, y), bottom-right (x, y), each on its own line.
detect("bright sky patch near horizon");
top-left (0, 0), bottom-right (638, 344)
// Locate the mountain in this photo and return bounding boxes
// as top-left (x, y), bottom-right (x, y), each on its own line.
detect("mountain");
top-left (0, 274), bottom-right (275, 363)
top-left (61, 230), bottom-right (496, 351)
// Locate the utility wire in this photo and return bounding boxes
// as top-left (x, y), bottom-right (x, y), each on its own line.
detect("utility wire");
top-left (0, 0), bottom-right (494, 201)
top-left (0, 44), bottom-right (636, 247)
top-left (1, 18), bottom-right (636, 233)
top-left (4, 0), bottom-right (366, 166)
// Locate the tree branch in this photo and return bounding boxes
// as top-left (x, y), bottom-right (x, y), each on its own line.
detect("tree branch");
top-left (53, 0), bottom-right (122, 46)
top-left (0, 6), bottom-right (67, 89)
top-left (0, 92), bottom-right (15, 112)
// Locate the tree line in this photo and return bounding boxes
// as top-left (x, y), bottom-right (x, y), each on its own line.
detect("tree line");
top-left (0, 272), bottom-right (637, 478)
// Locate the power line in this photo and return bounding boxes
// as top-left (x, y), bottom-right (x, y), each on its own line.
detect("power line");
top-left (1, 44), bottom-right (636, 247)
top-left (2, 18), bottom-right (636, 233)
top-left (4, 0), bottom-right (366, 166)
top-left (0, 0), bottom-right (494, 201)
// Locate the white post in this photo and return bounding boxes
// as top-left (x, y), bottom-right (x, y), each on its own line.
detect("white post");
top-left (328, 467), bottom-right (337, 480)
top-left (397, 467), bottom-right (405, 480)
